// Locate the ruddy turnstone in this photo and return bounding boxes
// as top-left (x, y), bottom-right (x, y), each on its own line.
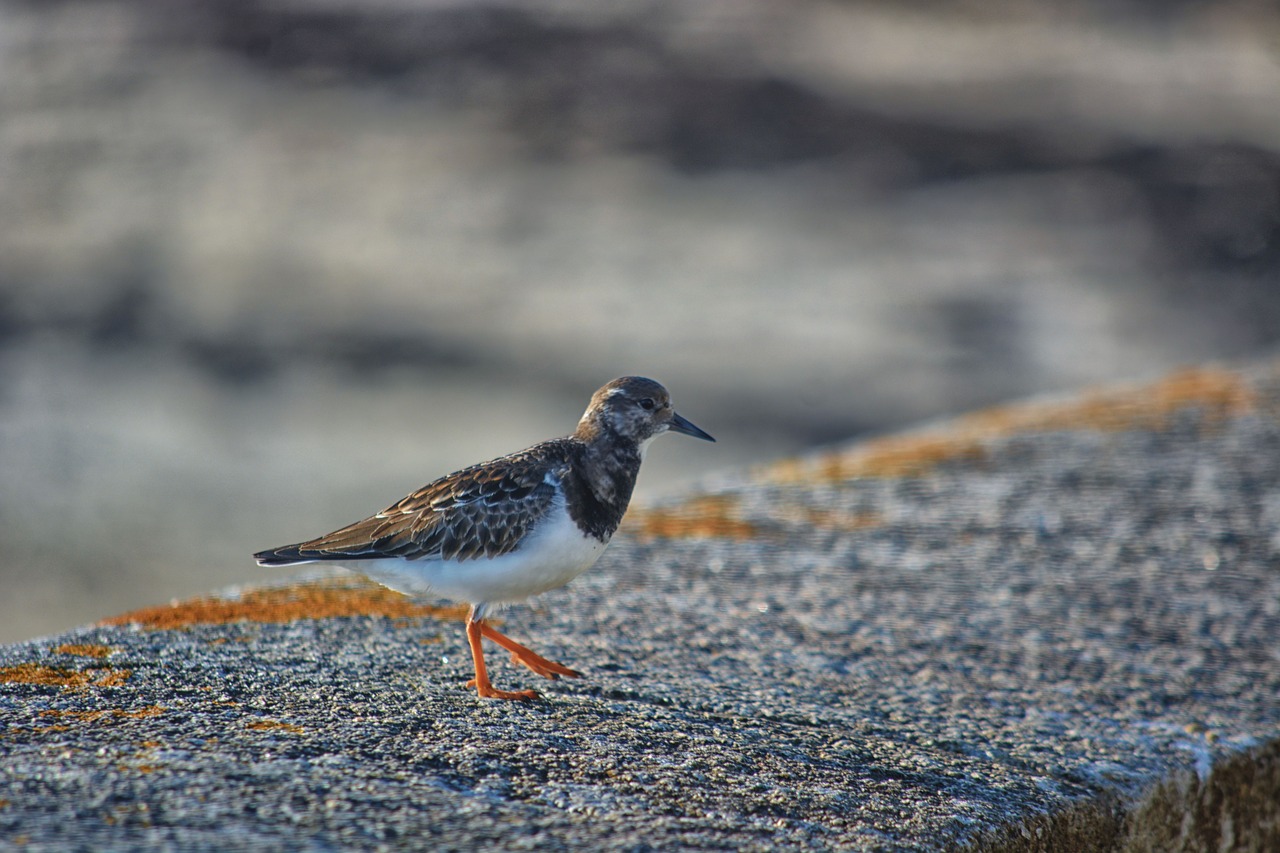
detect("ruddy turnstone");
top-left (254, 376), bottom-right (714, 700)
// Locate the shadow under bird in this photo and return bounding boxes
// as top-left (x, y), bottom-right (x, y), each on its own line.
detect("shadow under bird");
top-left (255, 376), bottom-right (715, 700)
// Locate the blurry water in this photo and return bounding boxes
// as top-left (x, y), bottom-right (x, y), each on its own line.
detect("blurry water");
top-left (2, 0), bottom-right (1278, 641)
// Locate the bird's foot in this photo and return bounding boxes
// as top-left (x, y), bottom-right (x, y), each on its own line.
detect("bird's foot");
top-left (509, 650), bottom-right (582, 681)
top-left (465, 679), bottom-right (539, 701)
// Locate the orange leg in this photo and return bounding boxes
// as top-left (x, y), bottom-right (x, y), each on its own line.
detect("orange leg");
top-left (477, 621), bottom-right (582, 681)
top-left (464, 615), bottom-right (538, 701)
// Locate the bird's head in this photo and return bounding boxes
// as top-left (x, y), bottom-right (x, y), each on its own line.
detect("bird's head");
top-left (576, 376), bottom-right (714, 453)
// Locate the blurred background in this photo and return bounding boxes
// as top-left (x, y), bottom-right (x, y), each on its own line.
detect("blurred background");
top-left (2, 0), bottom-right (1279, 643)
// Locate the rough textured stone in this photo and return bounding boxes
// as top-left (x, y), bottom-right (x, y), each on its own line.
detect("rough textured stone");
top-left (3, 360), bottom-right (1280, 850)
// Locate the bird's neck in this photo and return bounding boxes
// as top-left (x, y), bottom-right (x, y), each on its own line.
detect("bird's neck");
top-left (562, 434), bottom-right (642, 540)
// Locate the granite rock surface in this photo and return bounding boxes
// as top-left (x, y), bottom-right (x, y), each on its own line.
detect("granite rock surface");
top-left (2, 361), bottom-right (1279, 850)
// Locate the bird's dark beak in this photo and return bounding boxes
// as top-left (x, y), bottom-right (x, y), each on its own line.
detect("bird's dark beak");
top-left (668, 411), bottom-right (715, 442)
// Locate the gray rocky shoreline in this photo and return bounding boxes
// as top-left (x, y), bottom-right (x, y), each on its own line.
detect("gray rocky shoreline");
top-left (2, 358), bottom-right (1278, 850)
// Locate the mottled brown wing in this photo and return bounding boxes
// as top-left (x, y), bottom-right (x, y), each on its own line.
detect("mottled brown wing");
top-left (256, 447), bottom-right (568, 565)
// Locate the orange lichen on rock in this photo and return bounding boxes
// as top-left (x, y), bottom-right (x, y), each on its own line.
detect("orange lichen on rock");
top-left (764, 367), bottom-right (1258, 484)
top-left (55, 643), bottom-right (115, 659)
top-left (0, 664), bottom-right (92, 689)
top-left (246, 720), bottom-right (305, 734)
top-left (796, 508), bottom-right (884, 531)
top-left (957, 366), bottom-right (1256, 436)
top-left (625, 495), bottom-right (762, 541)
top-left (100, 576), bottom-right (468, 631)
top-left (625, 495), bottom-right (888, 541)
top-left (0, 664), bottom-right (131, 690)
top-left (26, 707), bottom-right (165, 736)
top-left (93, 669), bottom-right (132, 688)
top-left (39, 706), bottom-right (163, 724)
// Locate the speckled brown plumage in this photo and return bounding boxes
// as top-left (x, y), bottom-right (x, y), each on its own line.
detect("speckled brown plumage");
top-left (255, 442), bottom-right (571, 565)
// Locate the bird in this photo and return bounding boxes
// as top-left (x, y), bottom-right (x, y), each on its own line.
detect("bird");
top-left (254, 376), bottom-right (715, 700)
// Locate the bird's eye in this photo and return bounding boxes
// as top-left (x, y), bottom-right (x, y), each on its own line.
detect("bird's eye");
top-left (638, 398), bottom-right (656, 411)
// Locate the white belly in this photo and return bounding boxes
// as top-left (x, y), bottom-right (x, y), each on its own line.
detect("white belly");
top-left (350, 507), bottom-right (609, 607)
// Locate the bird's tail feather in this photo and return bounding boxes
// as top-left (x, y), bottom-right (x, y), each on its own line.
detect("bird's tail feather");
top-left (254, 545), bottom-right (313, 567)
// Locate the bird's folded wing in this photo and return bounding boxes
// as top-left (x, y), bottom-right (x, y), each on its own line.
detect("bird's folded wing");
top-left (274, 456), bottom-right (564, 563)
